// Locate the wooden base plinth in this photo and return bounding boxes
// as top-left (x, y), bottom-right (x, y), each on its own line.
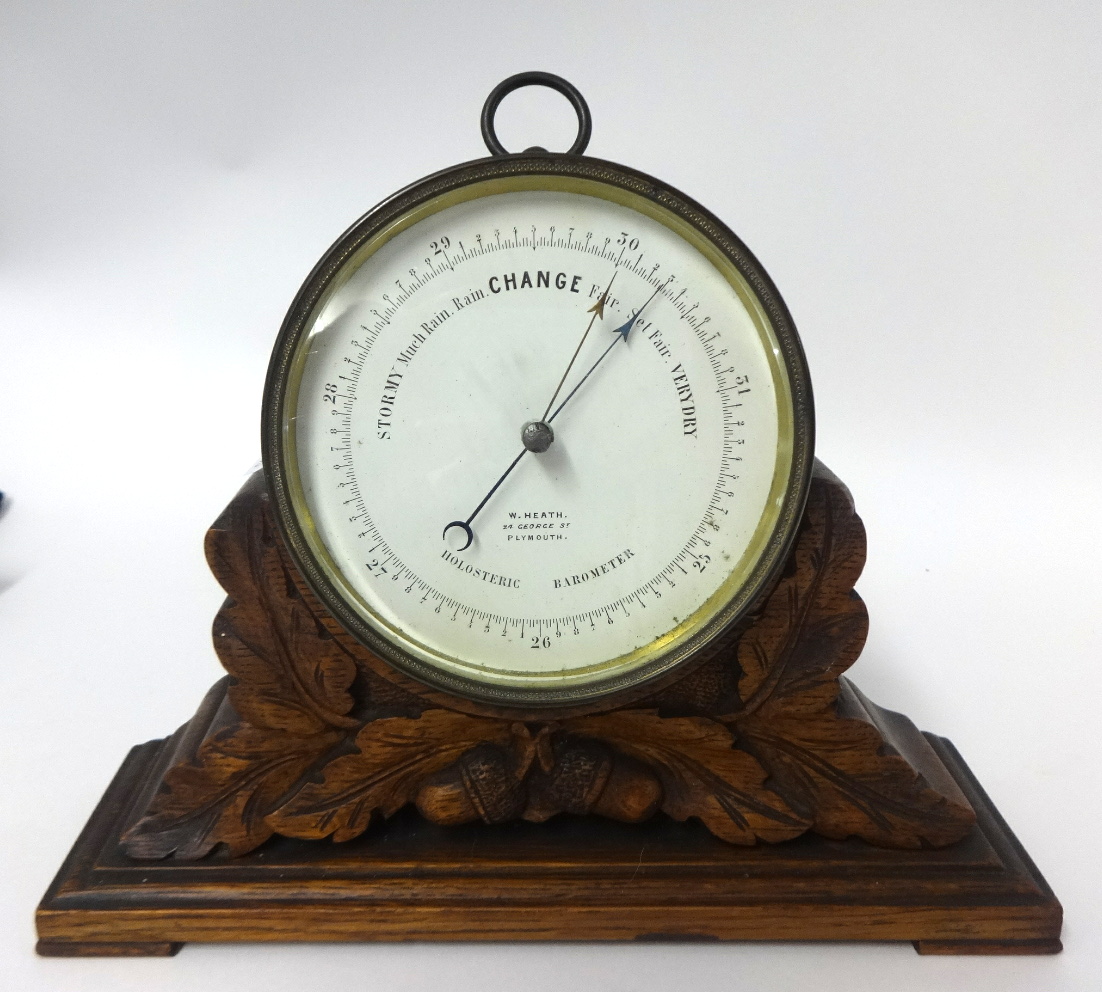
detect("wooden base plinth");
top-left (37, 723), bottom-right (1061, 956)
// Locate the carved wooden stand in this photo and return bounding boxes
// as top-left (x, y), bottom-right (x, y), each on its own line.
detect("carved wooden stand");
top-left (36, 464), bottom-right (1062, 955)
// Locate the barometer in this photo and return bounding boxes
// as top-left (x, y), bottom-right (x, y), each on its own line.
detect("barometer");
top-left (38, 73), bottom-right (1061, 957)
top-left (263, 72), bottom-right (811, 708)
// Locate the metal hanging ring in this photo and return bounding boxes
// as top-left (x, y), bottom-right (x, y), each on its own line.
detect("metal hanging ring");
top-left (481, 72), bottom-right (592, 157)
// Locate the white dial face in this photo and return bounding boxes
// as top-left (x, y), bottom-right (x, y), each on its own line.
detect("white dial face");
top-left (282, 177), bottom-right (800, 701)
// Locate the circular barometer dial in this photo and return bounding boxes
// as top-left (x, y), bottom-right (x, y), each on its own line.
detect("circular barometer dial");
top-left (264, 161), bottom-right (813, 709)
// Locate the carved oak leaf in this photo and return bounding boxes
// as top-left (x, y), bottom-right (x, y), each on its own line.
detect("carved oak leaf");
top-left (728, 466), bottom-right (974, 848)
top-left (266, 711), bottom-right (516, 842)
top-left (739, 714), bottom-right (975, 847)
top-left (734, 467), bottom-right (868, 722)
top-left (567, 711), bottom-right (809, 844)
top-left (121, 725), bottom-right (342, 859)
top-left (205, 476), bottom-right (358, 735)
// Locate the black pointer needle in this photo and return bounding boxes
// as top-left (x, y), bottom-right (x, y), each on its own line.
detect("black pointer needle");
top-left (442, 448), bottom-right (528, 552)
top-left (442, 280), bottom-right (668, 552)
top-left (548, 280), bottom-right (667, 424)
top-left (441, 284), bottom-right (611, 553)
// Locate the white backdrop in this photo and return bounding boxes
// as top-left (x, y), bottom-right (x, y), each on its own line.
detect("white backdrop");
top-left (2, 2), bottom-right (1099, 989)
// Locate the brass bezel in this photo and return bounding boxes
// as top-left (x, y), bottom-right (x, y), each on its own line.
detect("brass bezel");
top-left (262, 154), bottom-right (814, 711)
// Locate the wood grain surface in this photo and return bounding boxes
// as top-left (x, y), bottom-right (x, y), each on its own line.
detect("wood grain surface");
top-left (37, 725), bottom-right (1061, 954)
top-left (33, 461), bottom-right (1061, 954)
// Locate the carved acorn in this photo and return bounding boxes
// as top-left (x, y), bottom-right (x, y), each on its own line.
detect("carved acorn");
top-left (525, 737), bottom-right (662, 824)
top-left (415, 743), bottom-right (526, 826)
top-left (417, 734), bottom-right (662, 828)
